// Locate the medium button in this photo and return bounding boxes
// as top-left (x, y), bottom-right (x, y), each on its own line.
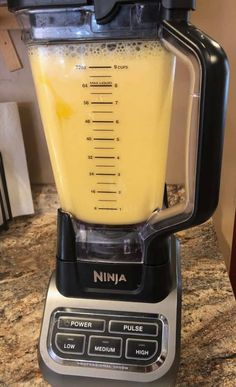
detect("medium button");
top-left (55, 333), bottom-right (85, 355)
top-left (58, 317), bottom-right (105, 332)
top-left (125, 339), bottom-right (158, 360)
top-left (88, 336), bottom-right (122, 358)
top-left (109, 321), bottom-right (158, 336)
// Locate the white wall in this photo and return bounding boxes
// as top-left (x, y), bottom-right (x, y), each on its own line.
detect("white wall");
top-left (0, 29), bottom-right (53, 183)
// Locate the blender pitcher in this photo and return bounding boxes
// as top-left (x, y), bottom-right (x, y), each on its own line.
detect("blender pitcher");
top-left (8, 0), bottom-right (229, 386)
top-left (29, 34), bottom-right (175, 227)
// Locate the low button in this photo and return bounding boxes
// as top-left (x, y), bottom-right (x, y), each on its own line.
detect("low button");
top-left (58, 317), bottom-right (105, 332)
top-left (126, 339), bottom-right (158, 361)
top-left (109, 321), bottom-right (158, 336)
top-left (89, 336), bottom-right (122, 358)
top-left (55, 333), bottom-right (85, 355)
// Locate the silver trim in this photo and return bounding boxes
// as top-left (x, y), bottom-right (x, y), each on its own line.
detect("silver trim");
top-left (125, 339), bottom-right (158, 361)
top-left (109, 320), bottom-right (158, 336)
top-left (88, 336), bottom-right (122, 359)
top-left (55, 333), bottom-right (86, 356)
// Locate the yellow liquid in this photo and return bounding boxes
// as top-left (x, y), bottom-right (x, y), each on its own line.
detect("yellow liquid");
top-left (29, 41), bottom-right (175, 225)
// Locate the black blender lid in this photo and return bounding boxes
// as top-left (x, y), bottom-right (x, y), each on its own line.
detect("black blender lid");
top-left (8, 0), bottom-right (196, 24)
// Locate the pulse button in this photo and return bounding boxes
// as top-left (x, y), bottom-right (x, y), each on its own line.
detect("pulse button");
top-left (109, 321), bottom-right (158, 336)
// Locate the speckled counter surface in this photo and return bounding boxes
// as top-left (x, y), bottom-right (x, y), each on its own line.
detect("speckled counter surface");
top-left (0, 185), bottom-right (235, 386)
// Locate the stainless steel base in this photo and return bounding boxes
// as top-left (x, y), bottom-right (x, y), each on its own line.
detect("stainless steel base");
top-left (39, 238), bottom-right (181, 386)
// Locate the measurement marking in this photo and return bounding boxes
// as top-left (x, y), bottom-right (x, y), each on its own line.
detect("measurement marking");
top-left (98, 208), bottom-right (118, 211)
top-left (93, 129), bottom-right (114, 132)
top-left (90, 76), bottom-right (112, 78)
top-left (92, 111), bottom-right (113, 113)
top-left (94, 138), bottom-right (115, 141)
top-left (92, 120), bottom-right (114, 123)
top-left (94, 147), bottom-right (115, 150)
top-left (91, 102), bottom-right (113, 105)
top-left (97, 182), bottom-right (116, 185)
top-left (90, 85), bottom-right (112, 88)
top-left (96, 173), bottom-right (116, 176)
top-left (98, 200), bottom-right (117, 202)
top-left (96, 165), bottom-right (115, 167)
top-left (89, 66), bottom-right (112, 69)
top-left (97, 191), bottom-right (117, 194)
top-left (95, 156), bottom-right (115, 159)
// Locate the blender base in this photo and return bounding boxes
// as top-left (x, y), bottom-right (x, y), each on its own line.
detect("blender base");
top-left (38, 236), bottom-right (181, 386)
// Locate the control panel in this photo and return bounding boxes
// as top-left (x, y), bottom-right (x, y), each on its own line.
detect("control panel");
top-left (48, 308), bottom-right (168, 372)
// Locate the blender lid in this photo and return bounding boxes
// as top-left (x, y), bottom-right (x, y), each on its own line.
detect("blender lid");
top-left (8, 0), bottom-right (196, 24)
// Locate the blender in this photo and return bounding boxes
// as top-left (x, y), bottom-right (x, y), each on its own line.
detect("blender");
top-left (8, 1), bottom-right (229, 386)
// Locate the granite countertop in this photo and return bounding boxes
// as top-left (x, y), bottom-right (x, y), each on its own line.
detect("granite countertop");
top-left (0, 185), bottom-right (235, 386)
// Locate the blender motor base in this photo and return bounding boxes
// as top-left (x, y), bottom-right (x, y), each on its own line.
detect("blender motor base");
top-left (39, 237), bottom-right (181, 386)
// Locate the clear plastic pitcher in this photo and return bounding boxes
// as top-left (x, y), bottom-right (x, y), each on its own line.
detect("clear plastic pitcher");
top-left (27, 10), bottom-right (175, 226)
top-left (12, 1), bottom-right (228, 264)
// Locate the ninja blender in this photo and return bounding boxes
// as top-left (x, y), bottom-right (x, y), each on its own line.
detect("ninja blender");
top-left (8, 1), bottom-right (229, 385)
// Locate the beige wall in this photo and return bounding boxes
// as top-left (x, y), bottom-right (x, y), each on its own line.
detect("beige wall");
top-left (0, 29), bottom-right (54, 183)
top-left (192, 0), bottom-right (236, 270)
